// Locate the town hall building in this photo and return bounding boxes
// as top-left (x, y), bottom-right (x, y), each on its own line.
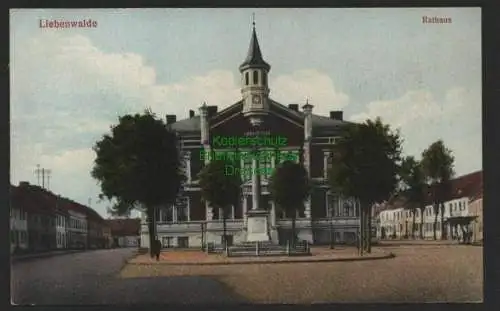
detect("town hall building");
top-left (140, 25), bottom-right (368, 248)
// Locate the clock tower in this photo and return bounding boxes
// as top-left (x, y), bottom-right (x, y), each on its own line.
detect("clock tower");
top-left (239, 22), bottom-right (271, 127)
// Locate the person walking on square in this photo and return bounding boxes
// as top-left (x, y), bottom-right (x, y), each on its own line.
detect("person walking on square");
top-left (154, 239), bottom-right (162, 261)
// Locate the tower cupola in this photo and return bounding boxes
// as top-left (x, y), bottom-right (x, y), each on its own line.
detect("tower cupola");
top-left (240, 19), bottom-right (270, 126)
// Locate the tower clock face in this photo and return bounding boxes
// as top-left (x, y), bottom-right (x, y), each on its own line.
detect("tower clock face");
top-left (252, 95), bottom-right (261, 104)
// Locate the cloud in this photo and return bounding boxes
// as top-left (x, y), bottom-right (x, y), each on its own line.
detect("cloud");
top-left (350, 87), bottom-right (482, 176)
top-left (271, 69), bottom-right (350, 115)
top-left (11, 33), bottom-right (351, 215)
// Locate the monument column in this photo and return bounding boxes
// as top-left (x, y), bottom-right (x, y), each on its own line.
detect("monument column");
top-left (251, 153), bottom-right (261, 211)
top-left (199, 102), bottom-right (213, 221)
top-left (243, 195), bottom-right (248, 226)
top-left (302, 101), bottom-right (314, 219)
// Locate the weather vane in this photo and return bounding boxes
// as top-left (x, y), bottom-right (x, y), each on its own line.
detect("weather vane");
top-left (252, 12), bottom-right (255, 27)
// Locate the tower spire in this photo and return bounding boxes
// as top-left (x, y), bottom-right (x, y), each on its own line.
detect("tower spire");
top-left (239, 17), bottom-right (270, 72)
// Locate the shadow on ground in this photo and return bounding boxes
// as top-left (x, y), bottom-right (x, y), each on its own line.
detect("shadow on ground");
top-left (97, 275), bottom-right (248, 304)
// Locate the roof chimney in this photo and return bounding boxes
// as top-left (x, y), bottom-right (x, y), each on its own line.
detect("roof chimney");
top-left (329, 111), bottom-right (343, 120)
top-left (166, 114), bottom-right (177, 125)
top-left (207, 106), bottom-right (218, 118)
top-left (189, 110), bottom-right (195, 118)
top-left (288, 104), bottom-right (299, 112)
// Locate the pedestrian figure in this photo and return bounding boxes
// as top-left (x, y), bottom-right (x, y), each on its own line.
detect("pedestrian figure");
top-left (155, 239), bottom-right (161, 261)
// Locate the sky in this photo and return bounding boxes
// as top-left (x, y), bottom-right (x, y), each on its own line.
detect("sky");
top-left (10, 8), bottom-right (482, 218)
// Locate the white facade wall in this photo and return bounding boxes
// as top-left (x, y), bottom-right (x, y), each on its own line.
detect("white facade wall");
top-left (377, 196), bottom-right (471, 239)
top-left (68, 210), bottom-right (88, 248)
top-left (10, 207), bottom-right (29, 252)
top-left (56, 214), bottom-right (68, 249)
top-left (118, 236), bottom-right (139, 248)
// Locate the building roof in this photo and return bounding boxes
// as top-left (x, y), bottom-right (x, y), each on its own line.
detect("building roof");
top-left (386, 170), bottom-right (483, 210)
top-left (239, 26), bottom-right (270, 71)
top-left (10, 182), bottom-right (105, 223)
top-left (169, 99), bottom-right (350, 134)
top-left (105, 218), bottom-right (140, 236)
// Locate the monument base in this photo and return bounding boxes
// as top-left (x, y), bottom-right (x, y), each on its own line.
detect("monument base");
top-left (246, 209), bottom-right (271, 242)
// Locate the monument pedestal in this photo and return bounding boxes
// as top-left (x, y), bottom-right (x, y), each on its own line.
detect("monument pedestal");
top-left (246, 209), bottom-right (271, 242)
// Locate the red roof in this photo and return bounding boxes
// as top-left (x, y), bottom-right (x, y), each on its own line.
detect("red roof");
top-left (105, 218), bottom-right (140, 236)
top-left (10, 182), bottom-right (105, 223)
top-left (388, 170), bottom-right (483, 209)
top-left (423, 170), bottom-right (482, 204)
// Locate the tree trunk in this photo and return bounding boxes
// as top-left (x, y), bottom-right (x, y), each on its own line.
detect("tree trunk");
top-left (405, 217), bottom-right (408, 239)
top-left (358, 203), bottom-right (363, 256)
top-left (367, 206), bottom-right (372, 253)
top-left (419, 208), bottom-right (424, 239)
top-left (412, 209), bottom-right (416, 239)
top-left (222, 207), bottom-right (227, 248)
top-left (433, 204), bottom-right (438, 240)
top-left (291, 212), bottom-right (296, 248)
top-left (330, 212), bottom-right (335, 249)
top-left (440, 203), bottom-right (446, 240)
top-left (146, 206), bottom-right (156, 257)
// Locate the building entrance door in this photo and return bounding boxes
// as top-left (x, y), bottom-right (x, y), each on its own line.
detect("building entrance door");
top-left (162, 236), bottom-right (173, 248)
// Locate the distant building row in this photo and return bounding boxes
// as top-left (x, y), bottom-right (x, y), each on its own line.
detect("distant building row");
top-left (374, 171), bottom-right (483, 242)
top-left (10, 181), bottom-right (141, 254)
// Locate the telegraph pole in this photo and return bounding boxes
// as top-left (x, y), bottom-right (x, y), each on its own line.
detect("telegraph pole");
top-left (46, 170), bottom-right (51, 190)
top-left (35, 164), bottom-right (41, 186)
top-left (34, 165), bottom-right (52, 189)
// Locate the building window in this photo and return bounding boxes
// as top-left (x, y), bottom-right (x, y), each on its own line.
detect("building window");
top-left (178, 237), bottom-right (189, 248)
top-left (262, 72), bottom-right (266, 85)
top-left (259, 151), bottom-right (273, 179)
top-left (253, 70), bottom-right (258, 84)
top-left (176, 197), bottom-right (189, 222)
top-left (329, 195), bottom-right (338, 217)
top-left (161, 207), bottom-right (172, 222)
top-left (162, 236), bottom-right (173, 248)
top-left (182, 152), bottom-right (191, 183)
top-left (245, 72), bottom-right (249, 85)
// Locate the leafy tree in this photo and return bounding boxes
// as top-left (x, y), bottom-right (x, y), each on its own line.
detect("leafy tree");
top-left (91, 110), bottom-right (184, 256)
top-left (399, 156), bottom-right (427, 239)
top-left (421, 140), bottom-right (454, 240)
top-left (198, 159), bottom-right (242, 248)
top-left (269, 161), bottom-right (310, 247)
top-left (328, 118), bottom-right (402, 254)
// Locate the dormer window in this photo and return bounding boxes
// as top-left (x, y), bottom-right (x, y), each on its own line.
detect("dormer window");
top-left (253, 70), bottom-right (258, 84)
top-left (245, 72), bottom-right (249, 85)
top-left (262, 72), bottom-right (266, 85)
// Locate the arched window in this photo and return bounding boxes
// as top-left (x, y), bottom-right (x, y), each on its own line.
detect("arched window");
top-left (253, 70), bottom-right (258, 84)
top-left (245, 72), bottom-right (249, 85)
top-left (262, 72), bottom-right (267, 85)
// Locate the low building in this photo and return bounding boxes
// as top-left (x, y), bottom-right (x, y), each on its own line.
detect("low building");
top-left (468, 192), bottom-right (483, 243)
top-left (10, 185), bottom-right (29, 253)
top-left (102, 224), bottom-right (112, 248)
top-left (54, 197), bottom-right (69, 249)
top-left (85, 208), bottom-right (106, 249)
top-left (106, 218), bottom-right (140, 248)
top-left (66, 205), bottom-right (88, 249)
top-left (10, 181), bottom-right (108, 253)
top-left (18, 182), bottom-right (58, 252)
top-left (377, 170), bottom-right (482, 241)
